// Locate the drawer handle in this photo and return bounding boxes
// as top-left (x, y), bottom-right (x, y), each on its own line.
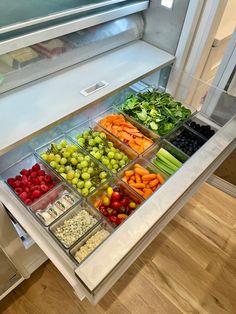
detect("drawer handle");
top-left (80, 80), bottom-right (109, 96)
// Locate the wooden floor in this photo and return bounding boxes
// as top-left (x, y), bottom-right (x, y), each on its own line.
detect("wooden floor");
top-left (1, 183), bottom-right (236, 314)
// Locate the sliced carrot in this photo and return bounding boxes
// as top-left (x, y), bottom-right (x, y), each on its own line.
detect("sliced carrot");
top-left (149, 179), bottom-right (159, 188)
top-left (129, 183), bottom-right (146, 189)
top-left (142, 174), bottom-right (157, 181)
top-left (125, 170), bottom-right (134, 177)
top-left (157, 173), bottom-right (165, 184)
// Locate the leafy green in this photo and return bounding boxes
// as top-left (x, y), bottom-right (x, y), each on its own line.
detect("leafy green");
top-left (119, 90), bottom-right (191, 136)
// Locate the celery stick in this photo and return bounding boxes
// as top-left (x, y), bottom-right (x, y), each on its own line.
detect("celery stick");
top-left (157, 148), bottom-right (182, 168)
top-left (156, 155), bottom-right (179, 171)
top-left (154, 160), bottom-right (175, 175)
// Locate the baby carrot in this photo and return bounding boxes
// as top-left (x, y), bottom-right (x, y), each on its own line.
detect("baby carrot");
top-left (134, 167), bottom-right (149, 176)
top-left (125, 170), bottom-right (134, 177)
top-left (130, 175), bottom-right (135, 181)
top-left (128, 179), bottom-right (135, 185)
top-left (157, 173), bottom-right (165, 184)
top-left (135, 173), bottom-right (141, 183)
top-left (132, 187), bottom-right (144, 197)
top-left (149, 179), bottom-right (159, 188)
top-left (143, 188), bottom-right (153, 199)
top-left (134, 163), bottom-right (142, 168)
top-left (130, 183), bottom-right (146, 189)
top-left (142, 174), bottom-right (157, 181)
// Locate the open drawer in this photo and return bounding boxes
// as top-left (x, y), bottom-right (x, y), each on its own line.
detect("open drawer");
top-left (0, 103), bottom-right (235, 304)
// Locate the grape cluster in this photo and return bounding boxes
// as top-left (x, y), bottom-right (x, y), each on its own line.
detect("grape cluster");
top-left (75, 130), bottom-right (130, 173)
top-left (40, 140), bottom-right (109, 197)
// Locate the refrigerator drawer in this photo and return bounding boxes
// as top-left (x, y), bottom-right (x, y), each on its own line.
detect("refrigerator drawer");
top-left (0, 111), bottom-right (235, 304)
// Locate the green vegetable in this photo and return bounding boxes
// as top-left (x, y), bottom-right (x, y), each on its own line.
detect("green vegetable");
top-left (154, 148), bottom-right (183, 175)
top-left (119, 90), bottom-right (191, 136)
top-left (156, 148), bottom-right (182, 168)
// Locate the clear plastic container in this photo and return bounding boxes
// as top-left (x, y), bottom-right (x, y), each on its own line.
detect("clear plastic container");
top-left (31, 182), bottom-right (81, 226)
top-left (69, 220), bottom-right (113, 265)
top-left (88, 177), bottom-right (144, 226)
top-left (35, 135), bottom-right (112, 197)
top-left (185, 115), bottom-right (218, 140)
top-left (143, 139), bottom-right (189, 175)
top-left (117, 157), bottom-right (169, 200)
top-left (0, 153), bottom-right (61, 207)
top-left (49, 199), bottom-right (101, 249)
top-left (66, 119), bottom-right (138, 173)
top-left (166, 125), bottom-right (207, 157)
top-left (93, 106), bottom-right (159, 154)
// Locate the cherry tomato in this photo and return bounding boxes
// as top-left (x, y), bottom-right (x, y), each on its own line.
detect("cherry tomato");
top-left (108, 215), bottom-right (117, 223)
top-left (110, 201), bottom-right (121, 210)
top-left (102, 196), bottom-right (110, 206)
top-left (111, 191), bottom-right (121, 202)
top-left (120, 197), bottom-right (130, 207)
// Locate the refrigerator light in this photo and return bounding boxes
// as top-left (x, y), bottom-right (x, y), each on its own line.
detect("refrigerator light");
top-left (161, 0), bottom-right (174, 9)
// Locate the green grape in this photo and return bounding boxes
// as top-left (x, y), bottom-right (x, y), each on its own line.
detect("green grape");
top-left (119, 160), bottom-right (126, 167)
top-left (77, 181), bottom-right (84, 189)
top-left (81, 173), bottom-right (90, 180)
top-left (77, 156), bottom-right (84, 163)
top-left (71, 157), bottom-right (78, 165)
top-left (74, 172), bottom-right (81, 179)
top-left (112, 164), bottom-right (119, 170)
top-left (50, 161), bottom-right (57, 168)
top-left (101, 178), bottom-right (107, 183)
top-left (107, 165), bottom-right (112, 170)
top-left (77, 138), bottom-right (85, 147)
top-left (101, 158), bottom-right (109, 166)
top-left (58, 166), bottom-right (65, 173)
top-left (82, 188), bottom-right (89, 196)
top-left (63, 151), bottom-right (70, 158)
top-left (72, 184), bottom-right (77, 188)
top-left (47, 153), bottom-right (55, 162)
top-left (94, 152), bottom-right (101, 160)
top-left (107, 152), bottom-right (115, 159)
top-left (99, 172), bottom-right (107, 179)
top-left (65, 165), bottom-right (72, 172)
top-left (115, 153), bottom-right (122, 160)
top-left (70, 145), bottom-right (78, 153)
top-left (84, 181), bottom-right (92, 189)
top-left (92, 147), bottom-right (99, 152)
top-left (88, 139), bottom-right (95, 146)
top-left (75, 133), bottom-right (82, 139)
top-left (41, 153), bottom-right (48, 161)
top-left (60, 140), bottom-right (67, 148)
top-left (72, 178), bottom-right (79, 185)
top-left (110, 159), bottom-right (116, 165)
top-left (100, 132), bottom-right (106, 139)
top-left (83, 130), bottom-right (90, 138)
top-left (77, 188), bottom-right (82, 194)
top-left (80, 160), bottom-right (88, 168)
top-left (108, 141), bottom-right (113, 148)
top-left (95, 136), bottom-right (102, 144)
top-left (87, 167), bottom-right (94, 174)
top-left (89, 186), bottom-right (96, 193)
top-left (67, 170), bottom-right (75, 180)
top-left (124, 156), bottom-right (129, 162)
top-left (54, 154), bottom-right (61, 163)
top-left (84, 155), bottom-right (91, 162)
top-left (110, 147), bottom-right (116, 153)
top-left (60, 157), bottom-right (67, 165)
top-left (60, 173), bottom-right (67, 179)
top-left (72, 152), bottom-right (78, 158)
top-left (67, 179), bottom-right (72, 184)
top-left (90, 151), bottom-right (96, 157)
top-left (82, 167), bottom-right (88, 173)
top-left (111, 169), bottom-right (117, 173)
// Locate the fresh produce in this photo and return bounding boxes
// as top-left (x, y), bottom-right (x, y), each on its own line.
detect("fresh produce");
top-left (74, 228), bottom-right (110, 263)
top-left (93, 186), bottom-right (141, 226)
top-left (122, 163), bottom-right (165, 199)
top-left (35, 190), bottom-right (78, 226)
top-left (6, 163), bottom-right (56, 205)
top-left (99, 114), bottom-right (153, 154)
top-left (170, 128), bottom-right (205, 156)
top-left (53, 209), bottom-right (98, 248)
top-left (186, 120), bottom-right (215, 139)
top-left (154, 148), bottom-right (183, 175)
top-left (120, 90), bottom-right (191, 136)
top-left (74, 129), bottom-right (130, 173)
top-left (40, 140), bottom-right (109, 197)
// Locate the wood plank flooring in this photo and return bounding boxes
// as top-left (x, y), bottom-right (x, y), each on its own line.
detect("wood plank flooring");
top-left (0, 183), bottom-right (236, 314)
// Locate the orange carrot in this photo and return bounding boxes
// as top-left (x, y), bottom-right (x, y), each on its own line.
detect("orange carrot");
top-left (134, 167), bottom-right (149, 176)
top-left (130, 183), bottom-right (146, 189)
top-left (135, 173), bottom-right (141, 183)
top-left (130, 175), bottom-right (135, 181)
top-left (143, 188), bottom-right (153, 199)
top-left (134, 163), bottom-right (142, 168)
top-left (132, 187), bottom-right (144, 197)
top-left (125, 170), bottom-right (134, 177)
top-left (128, 180), bottom-right (135, 185)
top-left (157, 173), bottom-right (165, 184)
top-left (142, 174), bottom-right (157, 181)
top-left (149, 179), bottom-right (159, 188)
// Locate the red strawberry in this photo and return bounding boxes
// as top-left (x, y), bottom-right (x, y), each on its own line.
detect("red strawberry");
top-left (32, 163), bottom-right (40, 172)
